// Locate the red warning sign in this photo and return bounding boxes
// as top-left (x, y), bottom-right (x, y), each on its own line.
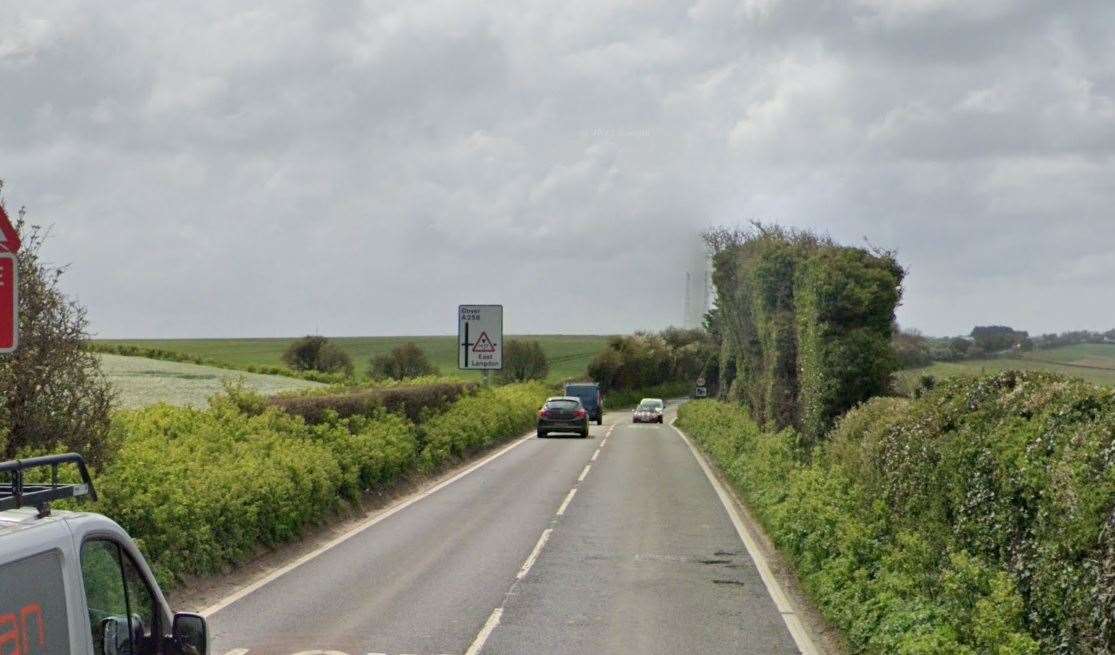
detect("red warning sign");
top-left (472, 331), bottom-right (496, 353)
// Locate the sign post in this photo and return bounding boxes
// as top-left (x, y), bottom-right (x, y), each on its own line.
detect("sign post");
top-left (458, 305), bottom-right (503, 383)
top-left (0, 205), bottom-right (20, 353)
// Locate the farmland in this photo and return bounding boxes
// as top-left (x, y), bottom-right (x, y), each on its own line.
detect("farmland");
top-left (899, 343), bottom-right (1115, 389)
top-left (94, 335), bottom-right (611, 383)
top-left (98, 353), bottom-right (325, 408)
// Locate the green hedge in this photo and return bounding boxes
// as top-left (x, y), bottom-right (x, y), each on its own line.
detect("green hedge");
top-left (678, 371), bottom-right (1115, 653)
top-left (418, 382), bottom-right (550, 470)
top-left (605, 381), bottom-right (692, 410)
top-left (94, 382), bottom-right (547, 587)
top-left (269, 381), bottom-right (475, 424)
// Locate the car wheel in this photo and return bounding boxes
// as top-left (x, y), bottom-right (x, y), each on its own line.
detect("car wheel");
top-left (581, 430), bottom-right (589, 438)
top-left (537, 430), bottom-right (547, 438)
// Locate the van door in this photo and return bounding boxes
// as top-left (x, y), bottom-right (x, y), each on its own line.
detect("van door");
top-left (80, 539), bottom-right (162, 655)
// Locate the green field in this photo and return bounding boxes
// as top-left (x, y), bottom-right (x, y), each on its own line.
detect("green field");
top-left (94, 335), bottom-right (612, 383)
top-left (98, 354), bottom-right (325, 408)
top-left (900, 343), bottom-right (1115, 389)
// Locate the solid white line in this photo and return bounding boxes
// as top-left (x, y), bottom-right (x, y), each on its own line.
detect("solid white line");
top-left (200, 430), bottom-right (538, 618)
top-left (578, 464), bottom-right (591, 482)
top-left (556, 488), bottom-right (577, 516)
top-left (465, 607), bottom-right (503, 655)
top-left (516, 528), bottom-right (553, 579)
top-left (672, 425), bottom-right (821, 655)
top-left (591, 448), bottom-right (600, 461)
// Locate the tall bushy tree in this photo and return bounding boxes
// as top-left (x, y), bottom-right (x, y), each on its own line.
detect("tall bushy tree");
top-left (282, 335), bottom-right (353, 376)
top-left (704, 223), bottom-right (904, 441)
top-left (0, 200), bottom-right (115, 465)
top-left (497, 340), bottom-right (549, 383)
top-left (368, 342), bottom-right (438, 380)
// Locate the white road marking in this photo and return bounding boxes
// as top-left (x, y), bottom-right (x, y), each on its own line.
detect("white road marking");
top-left (671, 425), bottom-right (822, 655)
top-left (516, 528), bottom-right (553, 579)
top-left (591, 448), bottom-right (600, 461)
top-left (578, 464), bottom-right (591, 482)
top-left (200, 430), bottom-right (539, 618)
top-left (556, 488), bottom-right (577, 516)
top-left (465, 607), bottom-right (503, 655)
top-left (222, 650), bottom-right (249, 655)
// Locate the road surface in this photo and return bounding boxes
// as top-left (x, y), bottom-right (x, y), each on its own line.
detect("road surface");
top-left (206, 404), bottom-right (803, 655)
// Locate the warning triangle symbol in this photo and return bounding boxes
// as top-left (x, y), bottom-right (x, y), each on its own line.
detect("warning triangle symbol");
top-left (472, 332), bottom-right (496, 353)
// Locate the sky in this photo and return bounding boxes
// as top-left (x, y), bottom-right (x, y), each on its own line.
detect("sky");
top-left (1, 0), bottom-right (1113, 338)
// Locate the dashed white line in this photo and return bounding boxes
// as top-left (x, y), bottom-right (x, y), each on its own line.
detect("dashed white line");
top-left (578, 464), bottom-right (592, 482)
top-left (556, 488), bottom-right (577, 516)
top-left (516, 528), bottom-right (553, 580)
top-left (222, 650), bottom-right (249, 655)
top-left (591, 448), bottom-right (600, 461)
top-left (465, 607), bottom-right (503, 655)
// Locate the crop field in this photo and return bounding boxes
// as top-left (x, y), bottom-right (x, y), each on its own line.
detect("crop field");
top-left (94, 335), bottom-right (612, 383)
top-left (99, 353), bottom-right (325, 409)
top-left (900, 343), bottom-right (1115, 389)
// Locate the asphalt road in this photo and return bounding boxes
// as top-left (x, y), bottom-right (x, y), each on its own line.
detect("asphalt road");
top-left (207, 404), bottom-right (802, 655)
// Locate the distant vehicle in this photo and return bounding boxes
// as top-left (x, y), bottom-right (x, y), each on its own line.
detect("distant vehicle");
top-left (564, 382), bottom-right (604, 425)
top-left (537, 396), bottom-right (590, 438)
top-left (1, 454), bottom-right (209, 655)
top-left (633, 398), bottom-right (665, 423)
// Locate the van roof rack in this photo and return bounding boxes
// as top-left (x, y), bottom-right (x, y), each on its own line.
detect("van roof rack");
top-left (0, 453), bottom-right (97, 518)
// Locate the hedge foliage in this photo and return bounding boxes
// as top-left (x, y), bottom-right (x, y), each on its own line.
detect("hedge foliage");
top-left (707, 225), bottom-right (903, 443)
top-left (94, 381), bottom-right (547, 587)
top-left (678, 370), bottom-right (1115, 653)
top-left (269, 381), bottom-right (475, 424)
top-left (418, 382), bottom-right (550, 470)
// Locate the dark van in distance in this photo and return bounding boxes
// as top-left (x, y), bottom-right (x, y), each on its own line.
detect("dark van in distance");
top-left (563, 382), bottom-right (603, 425)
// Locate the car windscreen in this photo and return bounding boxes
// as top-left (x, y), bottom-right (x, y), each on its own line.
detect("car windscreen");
top-left (637, 404), bottom-right (657, 411)
top-left (545, 400), bottom-right (581, 410)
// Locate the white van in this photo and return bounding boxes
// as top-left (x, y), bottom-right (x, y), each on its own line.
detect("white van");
top-left (0, 453), bottom-right (208, 655)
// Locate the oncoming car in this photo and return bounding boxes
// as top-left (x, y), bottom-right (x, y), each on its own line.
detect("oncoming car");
top-left (0, 454), bottom-right (209, 655)
top-left (632, 398), bottom-right (665, 423)
top-left (537, 396), bottom-right (590, 438)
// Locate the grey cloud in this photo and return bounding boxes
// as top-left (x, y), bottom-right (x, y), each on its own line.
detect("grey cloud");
top-left (1, 0), bottom-right (1113, 338)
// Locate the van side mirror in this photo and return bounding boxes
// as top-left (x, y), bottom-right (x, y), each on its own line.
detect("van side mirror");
top-left (171, 613), bottom-right (209, 655)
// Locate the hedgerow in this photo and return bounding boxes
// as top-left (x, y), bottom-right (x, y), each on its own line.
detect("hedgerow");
top-left (678, 370), bottom-right (1115, 653)
top-left (94, 381), bottom-right (547, 587)
top-left (418, 382), bottom-right (550, 470)
top-left (86, 342), bottom-right (347, 384)
top-left (269, 381), bottom-right (475, 424)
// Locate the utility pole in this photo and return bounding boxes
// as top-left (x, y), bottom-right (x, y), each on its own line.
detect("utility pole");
top-left (684, 271), bottom-right (692, 327)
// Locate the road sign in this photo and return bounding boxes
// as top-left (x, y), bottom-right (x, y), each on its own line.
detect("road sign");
top-left (696, 376), bottom-right (706, 386)
top-left (0, 254), bottom-right (18, 352)
top-left (458, 305), bottom-right (502, 370)
top-left (0, 205), bottom-right (20, 254)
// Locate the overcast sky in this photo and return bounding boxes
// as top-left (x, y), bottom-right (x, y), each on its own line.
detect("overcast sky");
top-left (1, 1), bottom-right (1113, 338)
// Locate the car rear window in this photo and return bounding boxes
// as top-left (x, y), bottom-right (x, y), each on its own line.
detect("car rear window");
top-left (546, 400), bottom-right (581, 410)
top-left (0, 549), bottom-right (71, 654)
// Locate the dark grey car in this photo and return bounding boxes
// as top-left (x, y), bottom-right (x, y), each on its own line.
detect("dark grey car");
top-left (537, 396), bottom-right (589, 438)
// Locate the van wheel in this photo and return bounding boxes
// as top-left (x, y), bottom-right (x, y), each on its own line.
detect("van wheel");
top-left (596, 417), bottom-right (603, 426)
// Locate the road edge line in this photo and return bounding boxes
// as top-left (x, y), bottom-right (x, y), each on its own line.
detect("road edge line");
top-left (671, 422), bottom-right (822, 655)
top-left (200, 430), bottom-right (538, 618)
